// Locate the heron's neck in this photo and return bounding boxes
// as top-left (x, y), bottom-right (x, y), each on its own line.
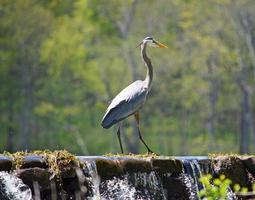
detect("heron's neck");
top-left (141, 43), bottom-right (153, 90)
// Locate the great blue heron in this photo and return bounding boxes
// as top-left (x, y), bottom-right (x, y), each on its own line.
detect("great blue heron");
top-left (101, 37), bottom-right (168, 153)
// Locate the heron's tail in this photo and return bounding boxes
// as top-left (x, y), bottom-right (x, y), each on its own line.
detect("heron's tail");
top-left (101, 112), bottom-right (115, 129)
top-left (101, 117), bottom-right (112, 129)
top-left (101, 108), bottom-right (122, 129)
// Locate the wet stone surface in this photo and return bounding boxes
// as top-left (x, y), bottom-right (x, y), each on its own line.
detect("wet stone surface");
top-left (15, 167), bottom-right (52, 191)
top-left (213, 156), bottom-right (253, 190)
top-left (0, 156), bottom-right (12, 171)
top-left (241, 156), bottom-right (255, 176)
top-left (151, 158), bottom-right (183, 174)
top-left (21, 156), bottom-right (47, 169)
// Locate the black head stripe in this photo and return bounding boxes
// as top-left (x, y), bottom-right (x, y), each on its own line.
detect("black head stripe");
top-left (144, 36), bottom-right (153, 40)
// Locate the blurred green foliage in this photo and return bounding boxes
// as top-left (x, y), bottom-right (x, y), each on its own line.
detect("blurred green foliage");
top-left (0, 0), bottom-right (255, 155)
top-left (199, 174), bottom-right (254, 199)
top-left (198, 174), bottom-right (232, 200)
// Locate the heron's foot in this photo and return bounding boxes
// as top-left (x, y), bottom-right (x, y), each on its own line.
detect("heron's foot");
top-left (147, 149), bottom-right (154, 154)
top-left (147, 151), bottom-right (160, 157)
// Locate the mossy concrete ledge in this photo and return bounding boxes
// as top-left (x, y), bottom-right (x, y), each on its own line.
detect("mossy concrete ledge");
top-left (0, 152), bottom-right (255, 199)
top-left (78, 156), bottom-right (184, 179)
top-left (0, 154), bottom-right (184, 174)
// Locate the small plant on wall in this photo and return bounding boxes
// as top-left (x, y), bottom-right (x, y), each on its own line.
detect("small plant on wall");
top-left (198, 174), bottom-right (232, 200)
top-left (198, 174), bottom-right (254, 200)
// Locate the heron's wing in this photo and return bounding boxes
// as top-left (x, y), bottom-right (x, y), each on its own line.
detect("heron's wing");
top-left (101, 80), bottom-right (148, 128)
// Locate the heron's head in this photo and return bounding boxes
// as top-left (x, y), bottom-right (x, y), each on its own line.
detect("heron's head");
top-left (137, 37), bottom-right (168, 48)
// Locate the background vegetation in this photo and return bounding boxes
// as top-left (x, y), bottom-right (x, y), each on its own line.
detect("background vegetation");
top-left (0, 0), bottom-right (255, 155)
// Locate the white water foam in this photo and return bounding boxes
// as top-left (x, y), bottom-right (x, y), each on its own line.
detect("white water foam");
top-left (100, 175), bottom-right (136, 200)
top-left (0, 171), bottom-right (32, 200)
top-left (95, 172), bottom-right (167, 200)
top-left (84, 160), bottom-right (167, 200)
top-left (84, 161), bottom-right (101, 200)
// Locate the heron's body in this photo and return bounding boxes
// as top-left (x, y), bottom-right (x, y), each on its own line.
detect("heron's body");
top-left (101, 80), bottom-right (148, 129)
top-left (101, 37), bottom-right (167, 153)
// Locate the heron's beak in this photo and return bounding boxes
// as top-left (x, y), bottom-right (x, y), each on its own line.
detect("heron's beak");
top-left (136, 41), bottom-right (143, 48)
top-left (155, 40), bottom-right (168, 48)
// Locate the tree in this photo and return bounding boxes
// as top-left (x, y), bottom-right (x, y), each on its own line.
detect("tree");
top-left (0, 0), bottom-right (52, 151)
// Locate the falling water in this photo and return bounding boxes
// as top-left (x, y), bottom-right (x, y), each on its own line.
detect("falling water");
top-left (82, 157), bottom-right (238, 200)
top-left (181, 159), bottom-right (203, 200)
top-left (83, 159), bottom-right (167, 200)
top-left (0, 171), bottom-right (32, 200)
top-left (100, 172), bottom-right (167, 200)
top-left (181, 158), bottom-right (237, 200)
top-left (0, 156), bottom-right (239, 199)
top-left (100, 175), bottom-right (136, 199)
top-left (83, 160), bottom-right (101, 199)
top-left (182, 159), bottom-right (205, 198)
top-left (132, 171), bottom-right (167, 200)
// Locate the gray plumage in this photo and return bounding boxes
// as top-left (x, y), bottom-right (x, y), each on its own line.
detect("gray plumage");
top-left (101, 80), bottom-right (148, 128)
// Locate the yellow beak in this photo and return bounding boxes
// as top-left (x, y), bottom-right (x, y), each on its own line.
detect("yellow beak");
top-left (155, 41), bottom-right (168, 48)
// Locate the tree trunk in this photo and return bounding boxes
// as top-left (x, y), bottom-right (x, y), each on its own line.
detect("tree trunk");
top-left (240, 82), bottom-right (250, 154)
top-left (20, 75), bottom-right (33, 150)
top-left (180, 112), bottom-right (188, 155)
top-left (19, 43), bottom-right (34, 150)
top-left (230, 3), bottom-right (255, 153)
top-left (237, 52), bottom-right (251, 154)
top-left (6, 88), bottom-right (14, 152)
top-left (207, 60), bottom-right (218, 151)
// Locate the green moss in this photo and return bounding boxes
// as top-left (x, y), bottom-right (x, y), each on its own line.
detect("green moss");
top-left (3, 151), bottom-right (27, 170)
top-left (2, 150), bottom-right (80, 179)
top-left (208, 153), bottom-right (253, 159)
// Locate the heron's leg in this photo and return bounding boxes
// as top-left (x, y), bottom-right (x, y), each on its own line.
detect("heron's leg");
top-left (117, 123), bottom-right (124, 154)
top-left (134, 112), bottom-right (153, 154)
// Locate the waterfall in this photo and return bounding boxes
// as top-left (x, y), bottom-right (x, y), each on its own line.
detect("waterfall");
top-left (83, 160), bottom-right (101, 199)
top-left (181, 158), bottom-right (237, 200)
top-left (181, 159), bottom-right (206, 200)
top-left (84, 161), bottom-right (167, 200)
top-left (0, 171), bottom-right (32, 200)
top-left (98, 172), bottom-right (167, 199)
top-left (81, 157), bottom-right (238, 200)
top-left (0, 156), bottom-right (242, 200)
